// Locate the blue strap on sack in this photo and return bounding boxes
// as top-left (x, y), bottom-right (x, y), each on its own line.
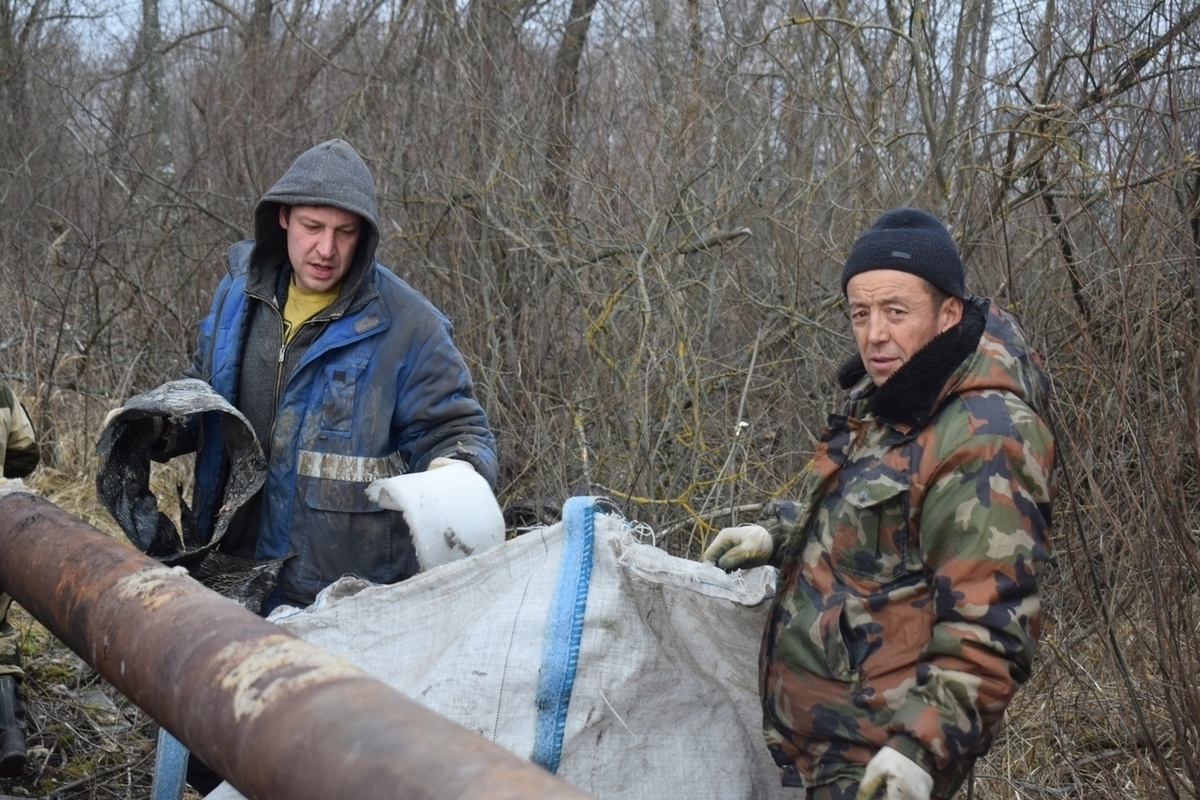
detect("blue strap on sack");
top-left (151, 727), bottom-right (189, 800)
top-left (531, 496), bottom-right (601, 773)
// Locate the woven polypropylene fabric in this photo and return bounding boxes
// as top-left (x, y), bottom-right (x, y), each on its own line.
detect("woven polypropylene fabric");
top-left (208, 505), bottom-right (791, 800)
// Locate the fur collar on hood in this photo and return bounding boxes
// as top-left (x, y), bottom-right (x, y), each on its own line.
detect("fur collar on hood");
top-left (836, 295), bottom-right (989, 430)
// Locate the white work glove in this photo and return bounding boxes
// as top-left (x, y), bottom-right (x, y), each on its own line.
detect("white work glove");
top-left (701, 524), bottom-right (774, 571)
top-left (365, 458), bottom-right (504, 571)
top-left (856, 746), bottom-right (933, 800)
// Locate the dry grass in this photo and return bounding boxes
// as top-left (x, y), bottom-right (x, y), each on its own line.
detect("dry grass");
top-left (0, 604), bottom-right (158, 799)
top-left (975, 630), bottom-right (1156, 799)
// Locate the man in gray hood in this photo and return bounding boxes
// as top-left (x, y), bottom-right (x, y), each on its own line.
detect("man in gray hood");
top-left (146, 138), bottom-right (498, 607)
top-left (106, 139), bottom-right (500, 795)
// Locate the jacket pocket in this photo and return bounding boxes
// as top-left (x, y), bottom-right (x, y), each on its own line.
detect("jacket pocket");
top-left (304, 476), bottom-right (378, 513)
top-left (291, 475), bottom-right (418, 593)
top-left (767, 566), bottom-right (856, 683)
top-left (317, 360), bottom-right (367, 439)
top-left (836, 479), bottom-right (910, 582)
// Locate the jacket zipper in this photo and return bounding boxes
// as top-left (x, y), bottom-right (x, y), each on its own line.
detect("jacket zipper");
top-left (271, 303), bottom-right (287, 416)
top-left (264, 300), bottom-right (341, 453)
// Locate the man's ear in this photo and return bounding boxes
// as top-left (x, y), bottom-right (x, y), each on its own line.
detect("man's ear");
top-left (278, 204), bottom-right (290, 230)
top-left (939, 296), bottom-right (964, 333)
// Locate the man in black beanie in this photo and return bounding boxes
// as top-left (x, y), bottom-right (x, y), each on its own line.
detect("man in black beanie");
top-left (704, 208), bottom-right (1057, 799)
top-left (838, 207), bottom-right (966, 386)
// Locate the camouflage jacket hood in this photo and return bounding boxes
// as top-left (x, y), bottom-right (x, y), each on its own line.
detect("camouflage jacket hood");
top-left (758, 296), bottom-right (1056, 794)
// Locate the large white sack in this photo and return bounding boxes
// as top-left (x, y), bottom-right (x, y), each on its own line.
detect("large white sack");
top-left (209, 497), bottom-right (794, 800)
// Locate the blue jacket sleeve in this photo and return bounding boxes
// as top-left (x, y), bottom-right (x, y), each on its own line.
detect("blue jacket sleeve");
top-left (393, 317), bottom-right (498, 489)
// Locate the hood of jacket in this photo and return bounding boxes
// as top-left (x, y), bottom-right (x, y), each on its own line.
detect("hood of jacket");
top-left (246, 138), bottom-right (381, 308)
top-left (836, 295), bottom-right (1052, 430)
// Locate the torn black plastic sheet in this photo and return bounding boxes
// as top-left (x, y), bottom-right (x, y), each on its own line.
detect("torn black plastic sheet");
top-left (95, 379), bottom-right (283, 612)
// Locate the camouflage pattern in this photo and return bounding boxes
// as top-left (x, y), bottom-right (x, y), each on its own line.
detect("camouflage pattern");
top-left (0, 381), bottom-right (38, 481)
top-left (758, 297), bottom-right (1055, 796)
top-left (805, 778), bottom-right (861, 800)
top-left (0, 380), bottom-right (38, 680)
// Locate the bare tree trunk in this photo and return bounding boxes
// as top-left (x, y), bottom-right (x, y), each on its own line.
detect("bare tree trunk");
top-left (649, 0), bottom-right (674, 109)
top-left (0, 0), bottom-right (49, 140)
top-left (542, 0), bottom-right (598, 220)
top-left (142, 0), bottom-right (174, 183)
top-left (248, 0), bottom-right (274, 49)
top-left (907, 0), bottom-right (948, 211)
top-left (686, 0), bottom-right (702, 70)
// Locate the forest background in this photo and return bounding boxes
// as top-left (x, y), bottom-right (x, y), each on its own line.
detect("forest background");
top-left (0, 0), bottom-right (1197, 796)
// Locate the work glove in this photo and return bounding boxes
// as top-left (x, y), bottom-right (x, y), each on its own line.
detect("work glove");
top-left (365, 457), bottom-right (505, 571)
top-left (856, 746), bottom-right (933, 800)
top-left (701, 524), bottom-right (774, 571)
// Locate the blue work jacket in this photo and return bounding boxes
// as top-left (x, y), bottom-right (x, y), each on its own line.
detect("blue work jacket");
top-left (186, 241), bottom-right (498, 606)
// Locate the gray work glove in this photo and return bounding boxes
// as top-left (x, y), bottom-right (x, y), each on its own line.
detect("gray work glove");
top-left (701, 524), bottom-right (774, 571)
top-left (856, 746), bottom-right (933, 800)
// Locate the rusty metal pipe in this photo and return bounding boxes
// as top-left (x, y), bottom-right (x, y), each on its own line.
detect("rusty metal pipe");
top-left (0, 486), bottom-right (594, 800)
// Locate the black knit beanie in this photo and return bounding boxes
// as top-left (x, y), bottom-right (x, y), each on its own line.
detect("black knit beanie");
top-left (840, 208), bottom-right (965, 298)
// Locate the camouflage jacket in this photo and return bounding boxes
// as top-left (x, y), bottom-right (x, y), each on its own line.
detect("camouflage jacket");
top-left (0, 379), bottom-right (39, 479)
top-left (758, 296), bottom-right (1055, 795)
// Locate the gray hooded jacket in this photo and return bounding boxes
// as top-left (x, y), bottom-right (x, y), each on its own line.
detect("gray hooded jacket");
top-left (180, 139), bottom-right (498, 607)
